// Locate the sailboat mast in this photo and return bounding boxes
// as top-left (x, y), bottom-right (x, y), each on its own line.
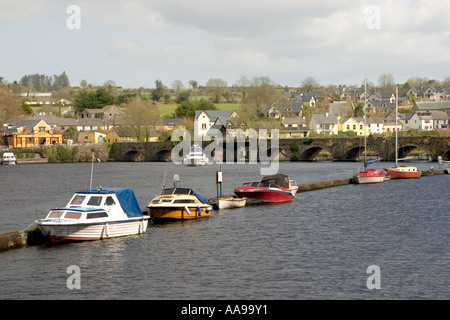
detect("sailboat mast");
top-left (395, 86), bottom-right (398, 167)
top-left (364, 81), bottom-right (367, 163)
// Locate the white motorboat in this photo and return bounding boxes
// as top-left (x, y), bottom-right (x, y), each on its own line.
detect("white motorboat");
top-left (209, 196), bottom-right (247, 210)
top-left (183, 145), bottom-right (209, 166)
top-left (36, 187), bottom-right (150, 243)
top-left (1, 152), bottom-right (17, 165)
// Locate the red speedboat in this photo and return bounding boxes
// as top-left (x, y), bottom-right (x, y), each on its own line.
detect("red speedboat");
top-left (234, 174), bottom-right (298, 203)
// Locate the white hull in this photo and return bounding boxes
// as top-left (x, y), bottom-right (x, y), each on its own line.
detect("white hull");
top-left (212, 197), bottom-right (247, 209)
top-left (1, 161), bottom-right (17, 165)
top-left (353, 175), bottom-right (385, 184)
top-left (38, 218), bottom-right (149, 242)
top-left (183, 158), bottom-right (208, 166)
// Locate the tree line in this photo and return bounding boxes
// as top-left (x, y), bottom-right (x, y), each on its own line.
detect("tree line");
top-left (19, 71), bottom-right (70, 92)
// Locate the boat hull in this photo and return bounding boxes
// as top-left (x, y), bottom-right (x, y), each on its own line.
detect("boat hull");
top-left (353, 175), bottom-right (385, 184)
top-left (1, 160), bottom-right (17, 165)
top-left (149, 206), bottom-right (212, 220)
top-left (211, 197), bottom-right (247, 209)
top-left (234, 188), bottom-right (294, 203)
top-left (183, 158), bottom-right (207, 166)
top-left (353, 169), bottom-right (385, 184)
top-left (385, 167), bottom-right (422, 179)
top-left (38, 218), bottom-right (149, 243)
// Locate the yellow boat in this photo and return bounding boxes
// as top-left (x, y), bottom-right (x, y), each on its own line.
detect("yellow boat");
top-left (147, 187), bottom-right (212, 221)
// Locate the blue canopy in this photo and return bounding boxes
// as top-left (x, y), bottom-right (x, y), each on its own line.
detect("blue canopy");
top-left (192, 190), bottom-right (209, 204)
top-left (364, 158), bottom-right (382, 167)
top-left (78, 187), bottom-right (143, 218)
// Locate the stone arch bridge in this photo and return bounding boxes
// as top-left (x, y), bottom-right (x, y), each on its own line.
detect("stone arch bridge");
top-left (109, 136), bottom-right (450, 162)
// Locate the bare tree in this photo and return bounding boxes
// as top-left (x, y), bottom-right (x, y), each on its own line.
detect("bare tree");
top-left (235, 76), bottom-right (251, 102)
top-left (377, 73), bottom-right (395, 91)
top-left (243, 76), bottom-right (278, 119)
top-left (124, 96), bottom-right (161, 142)
top-left (0, 88), bottom-right (22, 125)
top-left (206, 78), bottom-right (227, 103)
top-left (301, 77), bottom-right (320, 92)
top-left (188, 80), bottom-right (198, 89)
top-left (172, 80), bottom-right (184, 91)
top-left (442, 76), bottom-right (450, 86)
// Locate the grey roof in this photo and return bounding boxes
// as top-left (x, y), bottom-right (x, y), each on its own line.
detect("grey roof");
top-left (195, 110), bottom-right (235, 121)
top-left (414, 101), bottom-right (450, 110)
top-left (366, 117), bottom-right (384, 124)
top-left (311, 114), bottom-right (338, 123)
top-left (16, 119), bottom-right (43, 129)
top-left (282, 117), bottom-right (306, 125)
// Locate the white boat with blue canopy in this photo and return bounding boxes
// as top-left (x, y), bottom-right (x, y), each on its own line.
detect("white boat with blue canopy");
top-left (36, 187), bottom-right (150, 243)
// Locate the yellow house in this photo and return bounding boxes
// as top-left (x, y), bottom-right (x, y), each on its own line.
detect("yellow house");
top-left (11, 119), bottom-right (63, 148)
top-left (338, 117), bottom-right (368, 136)
top-left (78, 131), bottom-right (107, 144)
top-left (106, 127), bottom-right (137, 143)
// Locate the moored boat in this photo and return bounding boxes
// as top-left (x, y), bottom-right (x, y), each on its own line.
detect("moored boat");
top-left (183, 144), bottom-right (209, 166)
top-left (234, 174), bottom-right (298, 203)
top-left (209, 196), bottom-right (247, 210)
top-left (36, 187), bottom-right (150, 243)
top-left (385, 166), bottom-right (422, 179)
top-left (385, 87), bottom-right (422, 180)
top-left (353, 82), bottom-right (385, 185)
top-left (353, 159), bottom-right (385, 184)
top-left (1, 152), bottom-right (17, 165)
top-left (148, 187), bottom-right (212, 220)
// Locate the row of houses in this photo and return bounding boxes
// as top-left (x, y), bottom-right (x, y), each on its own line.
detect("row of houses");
top-left (194, 105), bottom-right (450, 141)
top-left (2, 100), bottom-right (450, 149)
top-left (1, 116), bottom-right (186, 148)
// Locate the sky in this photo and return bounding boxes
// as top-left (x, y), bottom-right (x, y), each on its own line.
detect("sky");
top-left (1, 0), bottom-right (450, 89)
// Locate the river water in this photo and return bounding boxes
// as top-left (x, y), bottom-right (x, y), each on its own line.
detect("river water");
top-left (0, 160), bottom-right (448, 300)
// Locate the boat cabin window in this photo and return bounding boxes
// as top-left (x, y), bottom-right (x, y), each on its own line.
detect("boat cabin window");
top-left (161, 188), bottom-right (192, 195)
top-left (87, 212), bottom-right (108, 219)
top-left (105, 196), bottom-right (116, 206)
top-left (64, 212), bottom-right (82, 219)
top-left (70, 195), bottom-right (86, 206)
top-left (173, 199), bottom-right (196, 204)
top-left (48, 211), bottom-right (64, 218)
top-left (87, 196), bottom-right (103, 206)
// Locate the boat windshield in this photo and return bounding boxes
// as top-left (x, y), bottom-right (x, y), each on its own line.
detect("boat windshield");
top-left (70, 195), bottom-right (86, 206)
top-left (243, 182), bottom-right (275, 188)
top-left (87, 196), bottom-right (103, 206)
top-left (161, 188), bottom-right (192, 195)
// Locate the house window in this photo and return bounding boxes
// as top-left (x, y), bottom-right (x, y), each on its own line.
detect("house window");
top-left (353, 125), bottom-right (356, 130)
top-left (202, 124), bottom-right (207, 129)
top-left (346, 125), bottom-right (350, 130)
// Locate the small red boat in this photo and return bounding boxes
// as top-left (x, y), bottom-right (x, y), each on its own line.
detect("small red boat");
top-left (385, 166), bottom-right (422, 179)
top-left (234, 174), bottom-right (298, 203)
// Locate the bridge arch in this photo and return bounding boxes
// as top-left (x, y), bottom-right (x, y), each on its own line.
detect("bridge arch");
top-left (151, 149), bottom-right (172, 161)
top-left (123, 150), bottom-right (144, 161)
top-left (298, 147), bottom-right (331, 161)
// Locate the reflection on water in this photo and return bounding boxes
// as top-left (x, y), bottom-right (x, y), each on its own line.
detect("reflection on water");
top-left (0, 161), bottom-right (448, 299)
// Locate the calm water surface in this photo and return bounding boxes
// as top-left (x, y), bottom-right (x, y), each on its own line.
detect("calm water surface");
top-left (0, 161), bottom-right (448, 299)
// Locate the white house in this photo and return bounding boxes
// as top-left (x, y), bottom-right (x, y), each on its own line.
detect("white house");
top-left (194, 110), bottom-right (242, 141)
top-left (309, 113), bottom-right (339, 135)
top-left (366, 117), bottom-right (384, 135)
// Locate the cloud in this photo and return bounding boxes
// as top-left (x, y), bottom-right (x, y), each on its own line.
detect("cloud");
top-left (1, 0), bottom-right (449, 88)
